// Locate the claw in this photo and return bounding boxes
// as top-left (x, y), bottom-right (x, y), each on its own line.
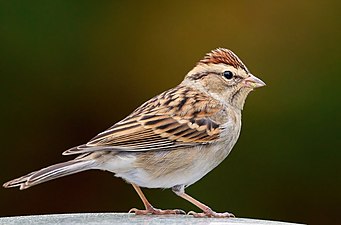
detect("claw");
top-left (128, 208), bottom-right (139, 214)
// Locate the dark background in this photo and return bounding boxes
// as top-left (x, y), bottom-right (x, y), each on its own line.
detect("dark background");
top-left (0, 1), bottom-right (340, 225)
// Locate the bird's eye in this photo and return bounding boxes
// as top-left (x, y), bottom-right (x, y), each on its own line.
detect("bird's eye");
top-left (223, 71), bottom-right (233, 79)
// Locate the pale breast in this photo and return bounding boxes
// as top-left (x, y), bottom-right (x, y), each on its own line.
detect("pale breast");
top-left (100, 107), bottom-right (242, 189)
top-left (111, 109), bottom-right (241, 188)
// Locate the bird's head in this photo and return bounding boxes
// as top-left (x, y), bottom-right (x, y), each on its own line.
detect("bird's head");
top-left (183, 48), bottom-right (265, 110)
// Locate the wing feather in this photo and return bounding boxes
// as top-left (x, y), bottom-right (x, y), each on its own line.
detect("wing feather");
top-left (63, 86), bottom-right (224, 155)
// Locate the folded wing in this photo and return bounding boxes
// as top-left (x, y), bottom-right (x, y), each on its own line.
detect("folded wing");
top-left (63, 86), bottom-right (224, 155)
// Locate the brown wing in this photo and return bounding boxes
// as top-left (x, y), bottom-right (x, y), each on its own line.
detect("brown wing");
top-left (63, 85), bottom-right (223, 155)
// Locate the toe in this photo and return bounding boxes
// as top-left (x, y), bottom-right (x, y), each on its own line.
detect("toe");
top-left (129, 207), bottom-right (186, 216)
top-left (153, 208), bottom-right (186, 215)
top-left (188, 211), bottom-right (205, 218)
top-left (188, 210), bottom-right (234, 218)
top-left (174, 209), bottom-right (186, 215)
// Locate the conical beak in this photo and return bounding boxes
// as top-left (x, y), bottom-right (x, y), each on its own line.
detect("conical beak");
top-left (243, 74), bottom-right (266, 88)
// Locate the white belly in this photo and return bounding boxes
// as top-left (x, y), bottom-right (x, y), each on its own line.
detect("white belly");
top-left (101, 134), bottom-right (239, 189)
top-left (99, 116), bottom-right (241, 189)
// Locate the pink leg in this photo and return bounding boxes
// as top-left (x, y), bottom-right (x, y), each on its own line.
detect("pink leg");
top-left (175, 190), bottom-right (234, 218)
top-left (129, 183), bottom-right (185, 215)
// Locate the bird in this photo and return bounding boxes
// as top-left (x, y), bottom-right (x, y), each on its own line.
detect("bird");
top-left (3, 48), bottom-right (265, 218)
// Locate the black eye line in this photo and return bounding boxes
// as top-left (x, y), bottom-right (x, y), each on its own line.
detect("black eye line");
top-left (210, 71), bottom-right (236, 79)
top-left (234, 75), bottom-right (244, 79)
top-left (212, 72), bottom-right (245, 78)
top-left (189, 72), bottom-right (209, 80)
top-left (189, 71), bottom-right (245, 81)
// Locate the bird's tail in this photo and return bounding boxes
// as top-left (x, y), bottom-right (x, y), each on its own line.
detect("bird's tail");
top-left (3, 159), bottom-right (96, 190)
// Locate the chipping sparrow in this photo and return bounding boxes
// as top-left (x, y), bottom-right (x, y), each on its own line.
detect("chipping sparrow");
top-left (3, 48), bottom-right (265, 218)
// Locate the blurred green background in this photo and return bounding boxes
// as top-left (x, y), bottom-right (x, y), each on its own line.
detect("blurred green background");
top-left (0, 1), bottom-right (340, 225)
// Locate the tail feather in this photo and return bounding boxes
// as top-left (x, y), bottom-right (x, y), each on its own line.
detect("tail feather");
top-left (3, 159), bottom-right (96, 190)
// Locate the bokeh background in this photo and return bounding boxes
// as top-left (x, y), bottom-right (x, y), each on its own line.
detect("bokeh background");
top-left (0, 1), bottom-right (340, 225)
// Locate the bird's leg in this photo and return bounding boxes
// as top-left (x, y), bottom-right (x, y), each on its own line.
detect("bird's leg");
top-left (129, 183), bottom-right (185, 215)
top-left (172, 186), bottom-right (235, 218)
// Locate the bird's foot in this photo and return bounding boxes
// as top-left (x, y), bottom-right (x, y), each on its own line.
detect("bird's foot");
top-left (129, 206), bottom-right (186, 215)
top-left (188, 208), bottom-right (235, 218)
